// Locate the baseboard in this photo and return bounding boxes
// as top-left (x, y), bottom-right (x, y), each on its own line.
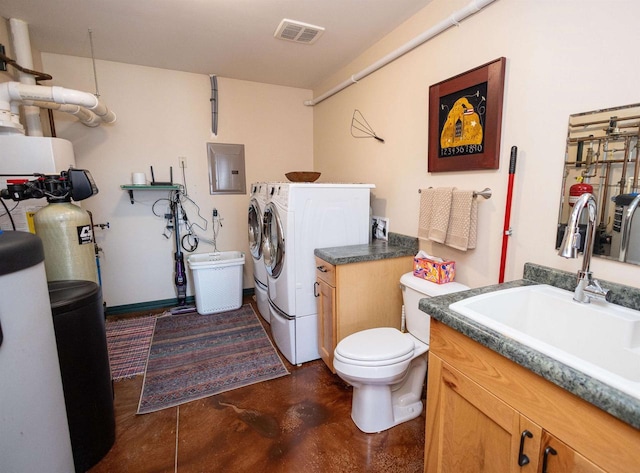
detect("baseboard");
top-left (105, 287), bottom-right (255, 315)
top-left (243, 287), bottom-right (255, 297)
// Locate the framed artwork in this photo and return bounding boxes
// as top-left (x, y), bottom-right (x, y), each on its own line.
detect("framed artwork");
top-left (428, 57), bottom-right (506, 173)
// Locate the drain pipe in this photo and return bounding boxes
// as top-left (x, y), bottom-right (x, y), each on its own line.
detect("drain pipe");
top-left (9, 18), bottom-right (43, 136)
top-left (0, 82), bottom-right (116, 134)
top-left (31, 101), bottom-right (104, 128)
top-left (304, 0), bottom-right (499, 106)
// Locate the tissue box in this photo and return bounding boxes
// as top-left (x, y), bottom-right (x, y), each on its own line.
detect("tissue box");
top-left (413, 257), bottom-right (455, 284)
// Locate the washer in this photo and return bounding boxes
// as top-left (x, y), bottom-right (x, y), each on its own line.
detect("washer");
top-left (262, 182), bottom-right (374, 365)
top-left (248, 182), bottom-right (270, 322)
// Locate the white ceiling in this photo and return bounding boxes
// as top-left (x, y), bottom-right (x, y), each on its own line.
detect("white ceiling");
top-left (0, 0), bottom-right (432, 89)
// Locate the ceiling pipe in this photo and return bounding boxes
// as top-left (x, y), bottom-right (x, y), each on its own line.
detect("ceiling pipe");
top-left (304, 0), bottom-right (499, 106)
top-left (9, 18), bottom-right (43, 136)
top-left (0, 82), bottom-right (117, 135)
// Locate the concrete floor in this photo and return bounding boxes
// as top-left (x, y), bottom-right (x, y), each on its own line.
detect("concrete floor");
top-left (89, 298), bottom-right (426, 472)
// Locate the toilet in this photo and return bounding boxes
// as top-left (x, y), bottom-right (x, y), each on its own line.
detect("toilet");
top-left (333, 271), bottom-right (469, 433)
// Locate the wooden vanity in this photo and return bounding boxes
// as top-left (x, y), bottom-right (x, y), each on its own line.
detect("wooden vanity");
top-left (313, 233), bottom-right (418, 373)
top-left (425, 321), bottom-right (639, 472)
top-left (422, 263), bottom-right (640, 473)
top-left (315, 255), bottom-right (412, 372)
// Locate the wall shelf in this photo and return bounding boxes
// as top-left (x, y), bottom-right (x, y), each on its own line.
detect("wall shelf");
top-left (120, 184), bottom-right (180, 204)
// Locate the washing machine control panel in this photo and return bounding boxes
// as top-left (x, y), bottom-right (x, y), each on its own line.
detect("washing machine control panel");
top-left (268, 183), bottom-right (289, 207)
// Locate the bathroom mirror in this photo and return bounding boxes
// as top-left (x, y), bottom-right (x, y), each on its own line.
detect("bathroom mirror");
top-left (557, 103), bottom-right (640, 265)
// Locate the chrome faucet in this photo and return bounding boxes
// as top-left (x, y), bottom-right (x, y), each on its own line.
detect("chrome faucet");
top-left (619, 193), bottom-right (640, 263)
top-left (558, 193), bottom-right (611, 303)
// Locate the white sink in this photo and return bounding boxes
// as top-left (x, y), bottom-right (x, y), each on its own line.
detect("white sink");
top-left (449, 284), bottom-right (640, 400)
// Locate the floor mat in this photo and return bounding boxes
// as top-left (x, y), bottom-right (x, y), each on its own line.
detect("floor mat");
top-left (106, 314), bottom-right (158, 380)
top-left (137, 304), bottom-right (289, 414)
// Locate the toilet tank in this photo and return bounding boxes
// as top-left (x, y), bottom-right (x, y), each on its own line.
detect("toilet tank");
top-left (400, 272), bottom-right (469, 344)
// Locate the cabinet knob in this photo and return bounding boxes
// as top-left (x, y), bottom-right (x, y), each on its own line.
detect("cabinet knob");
top-left (314, 281), bottom-right (320, 297)
top-left (542, 446), bottom-right (557, 473)
top-left (316, 265), bottom-right (328, 272)
top-left (517, 430), bottom-right (533, 466)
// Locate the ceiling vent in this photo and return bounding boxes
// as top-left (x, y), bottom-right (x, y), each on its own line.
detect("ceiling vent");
top-left (274, 19), bottom-right (325, 45)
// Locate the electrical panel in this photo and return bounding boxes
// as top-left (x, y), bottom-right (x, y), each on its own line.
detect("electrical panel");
top-left (207, 143), bottom-right (246, 195)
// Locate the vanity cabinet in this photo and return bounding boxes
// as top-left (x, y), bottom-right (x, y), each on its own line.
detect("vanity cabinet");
top-left (538, 431), bottom-right (606, 473)
top-left (425, 320), bottom-right (639, 473)
top-left (314, 255), bottom-right (412, 373)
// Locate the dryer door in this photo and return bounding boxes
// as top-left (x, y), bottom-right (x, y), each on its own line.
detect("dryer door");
top-left (248, 198), bottom-right (262, 259)
top-left (262, 202), bottom-right (285, 278)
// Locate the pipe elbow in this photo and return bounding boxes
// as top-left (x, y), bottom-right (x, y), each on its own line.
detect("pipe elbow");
top-left (65, 104), bottom-right (101, 127)
top-left (51, 86), bottom-right (99, 108)
top-left (100, 109), bottom-right (117, 124)
top-left (90, 102), bottom-right (117, 123)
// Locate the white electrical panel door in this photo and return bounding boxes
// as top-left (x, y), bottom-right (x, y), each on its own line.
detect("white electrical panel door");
top-left (207, 143), bottom-right (246, 194)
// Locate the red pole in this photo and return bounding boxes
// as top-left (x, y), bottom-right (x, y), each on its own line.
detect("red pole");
top-left (499, 146), bottom-right (518, 283)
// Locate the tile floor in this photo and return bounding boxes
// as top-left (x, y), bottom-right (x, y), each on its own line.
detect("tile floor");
top-left (89, 297), bottom-right (426, 472)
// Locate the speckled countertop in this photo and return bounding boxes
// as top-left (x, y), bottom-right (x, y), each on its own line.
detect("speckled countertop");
top-left (314, 232), bottom-right (419, 265)
top-left (419, 262), bottom-right (640, 430)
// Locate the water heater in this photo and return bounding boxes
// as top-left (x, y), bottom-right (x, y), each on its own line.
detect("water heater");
top-left (0, 135), bottom-right (75, 232)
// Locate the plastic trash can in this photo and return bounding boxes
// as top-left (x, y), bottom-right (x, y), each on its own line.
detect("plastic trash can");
top-left (187, 251), bottom-right (245, 314)
top-left (0, 231), bottom-right (75, 473)
top-left (49, 279), bottom-right (115, 473)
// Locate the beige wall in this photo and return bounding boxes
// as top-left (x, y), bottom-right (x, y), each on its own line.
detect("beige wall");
top-left (5, 0), bottom-right (639, 307)
top-left (40, 54), bottom-right (313, 307)
top-left (312, 0), bottom-right (640, 289)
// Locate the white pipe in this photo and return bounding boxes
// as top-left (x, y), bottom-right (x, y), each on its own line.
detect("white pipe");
top-left (31, 101), bottom-right (102, 127)
top-left (0, 82), bottom-right (117, 130)
top-left (304, 0), bottom-right (498, 106)
top-left (0, 105), bottom-right (24, 134)
top-left (9, 18), bottom-right (43, 136)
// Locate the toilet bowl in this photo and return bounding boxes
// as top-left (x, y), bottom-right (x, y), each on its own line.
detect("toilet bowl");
top-left (333, 271), bottom-right (469, 433)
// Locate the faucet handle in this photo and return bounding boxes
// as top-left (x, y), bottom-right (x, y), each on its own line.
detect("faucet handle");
top-left (584, 279), bottom-right (612, 302)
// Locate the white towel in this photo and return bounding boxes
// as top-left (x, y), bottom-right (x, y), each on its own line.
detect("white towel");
top-left (428, 187), bottom-right (454, 243)
top-left (418, 188), bottom-right (434, 241)
top-left (444, 190), bottom-right (477, 251)
top-left (468, 197), bottom-right (478, 249)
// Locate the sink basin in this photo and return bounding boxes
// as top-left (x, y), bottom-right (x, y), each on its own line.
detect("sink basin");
top-left (449, 284), bottom-right (640, 399)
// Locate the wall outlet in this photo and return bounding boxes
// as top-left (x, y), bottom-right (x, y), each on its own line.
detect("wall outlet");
top-left (178, 156), bottom-right (187, 168)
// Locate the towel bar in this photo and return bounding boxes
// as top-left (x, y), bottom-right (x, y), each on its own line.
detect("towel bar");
top-left (418, 187), bottom-right (492, 199)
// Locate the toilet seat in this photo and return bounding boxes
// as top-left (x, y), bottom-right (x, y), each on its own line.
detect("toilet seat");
top-left (335, 328), bottom-right (414, 367)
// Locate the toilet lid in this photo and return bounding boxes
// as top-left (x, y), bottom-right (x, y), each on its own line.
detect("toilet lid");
top-left (335, 327), bottom-right (414, 363)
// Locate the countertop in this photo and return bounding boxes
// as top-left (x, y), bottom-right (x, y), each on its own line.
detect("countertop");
top-left (314, 232), bottom-right (418, 265)
top-left (419, 262), bottom-right (640, 430)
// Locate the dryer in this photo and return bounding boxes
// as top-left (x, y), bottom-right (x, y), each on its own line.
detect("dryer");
top-left (262, 182), bottom-right (374, 365)
top-left (248, 182), bottom-right (270, 322)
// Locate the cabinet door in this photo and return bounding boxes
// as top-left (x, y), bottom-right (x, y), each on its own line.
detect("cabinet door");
top-left (538, 431), bottom-right (606, 473)
top-left (315, 277), bottom-right (336, 372)
top-left (425, 354), bottom-right (542, 473)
